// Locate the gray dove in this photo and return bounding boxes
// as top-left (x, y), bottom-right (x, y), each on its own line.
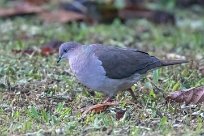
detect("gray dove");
top-left (57, 41), bottom-right (188, 101)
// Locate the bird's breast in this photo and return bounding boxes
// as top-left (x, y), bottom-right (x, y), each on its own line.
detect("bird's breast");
top-left (69, 52), bottom-right (106, 90)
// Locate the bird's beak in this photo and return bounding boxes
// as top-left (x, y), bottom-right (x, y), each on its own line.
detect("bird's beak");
top-left (57, 56), bottom-right (62, 63)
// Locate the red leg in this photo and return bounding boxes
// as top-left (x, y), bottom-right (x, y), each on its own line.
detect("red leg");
top-left (103, 96), bottom-right (115, 103)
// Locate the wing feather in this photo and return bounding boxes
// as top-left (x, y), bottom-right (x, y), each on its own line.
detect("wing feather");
top-left (91, 44), bottom-right (162, 79)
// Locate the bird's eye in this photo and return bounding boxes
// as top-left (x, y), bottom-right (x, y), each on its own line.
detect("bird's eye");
top-left (63, 49), bottom-right (68, 53)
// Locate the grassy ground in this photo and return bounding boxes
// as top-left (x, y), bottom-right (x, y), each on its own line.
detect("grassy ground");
top-left (0, 6), bottom-right (204, 136)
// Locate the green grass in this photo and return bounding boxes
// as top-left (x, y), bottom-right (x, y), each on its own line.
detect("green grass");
top-left (0, 7), bottom-right (204, 136)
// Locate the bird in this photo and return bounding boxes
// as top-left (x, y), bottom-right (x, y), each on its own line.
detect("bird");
top-left (57, 41), bottom-right (188, 112)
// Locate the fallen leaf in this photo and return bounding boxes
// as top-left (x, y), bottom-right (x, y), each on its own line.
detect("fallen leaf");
top-left (12, 40), bottom-right (63, 56)
top-left (40, 40), bottom-right (63, 56)
top-left (39, 9), bottom-right (85, 23)
top-left (0, 3), bottom-right (44, 18)
top-left (166, 86), bottom-right (204, 104)
top-left (116, 109), bottom-right (126, 120)
top-left (81, 101), bottom-right (119, 118)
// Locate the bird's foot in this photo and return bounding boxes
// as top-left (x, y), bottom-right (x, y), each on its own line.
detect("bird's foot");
top-left (103, 96), bottom-right (115, 103)
top-left (127, 88), bottom-right (138, 102)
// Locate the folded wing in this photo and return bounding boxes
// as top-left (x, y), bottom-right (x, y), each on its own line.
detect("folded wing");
top-left (92, 44), bottom-right (162, 79)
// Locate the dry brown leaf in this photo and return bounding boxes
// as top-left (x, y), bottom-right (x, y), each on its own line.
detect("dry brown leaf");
top-left (116, 109), bottom-right (126, 120)
top-left (12, 40), bottom-right (63, 56)
top-left (40, 40), bottom-right (63, 56)
top-left (39, 9), bottom-right (85, 23)
top-left (166, 86), bottom-right (204, 104)
top-left (81, 101), bottom-right (119, 118)
top-left (0, 3), bottom-right (44, 17)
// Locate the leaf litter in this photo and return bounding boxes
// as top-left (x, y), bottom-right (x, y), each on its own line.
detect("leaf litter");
top-left (166, 86), bottom-right (204, 104)
top-left (0, 0), bottom-right (175, 24)
top-left (12, 40), bottom-right (63, 56)
top-left (0, 2), bottom-right (44, 17)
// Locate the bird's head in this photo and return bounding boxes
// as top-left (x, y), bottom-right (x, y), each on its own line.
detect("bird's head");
top-left (57, 41), bottom-right (81, 63)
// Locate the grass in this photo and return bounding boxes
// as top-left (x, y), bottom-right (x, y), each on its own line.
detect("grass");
top-left (0, 6), bottom-right (204, 136)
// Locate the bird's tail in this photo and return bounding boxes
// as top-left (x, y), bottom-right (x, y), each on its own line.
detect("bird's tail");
top-left (161, 60), bottom-right (188, 66)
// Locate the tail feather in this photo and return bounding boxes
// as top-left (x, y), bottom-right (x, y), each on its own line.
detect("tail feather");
top-left (137, 58), bottom-right (188, 74)
top-left (161, 60), bottom-right (188, 66)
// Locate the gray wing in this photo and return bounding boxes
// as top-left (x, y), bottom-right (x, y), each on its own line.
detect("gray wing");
top-left (91, 44), bottom-right (162, 79)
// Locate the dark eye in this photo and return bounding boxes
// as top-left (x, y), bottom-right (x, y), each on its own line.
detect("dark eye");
top-left (63, 49), bottom-right (68, 53)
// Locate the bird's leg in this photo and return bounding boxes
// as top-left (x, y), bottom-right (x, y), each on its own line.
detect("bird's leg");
top-left (147, 77), bottom-right (163, 93)
top-left (102, 96), bottom-right (115, 103)
top-left (127, 88), bottom-right (138, 102)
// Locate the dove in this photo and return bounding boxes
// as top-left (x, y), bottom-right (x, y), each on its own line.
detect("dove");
top-left (57, 41), bottom-right (187, 103)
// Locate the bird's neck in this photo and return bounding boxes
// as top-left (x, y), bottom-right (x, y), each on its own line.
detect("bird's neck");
top-left (68, 46), bottom-right (90, 75)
